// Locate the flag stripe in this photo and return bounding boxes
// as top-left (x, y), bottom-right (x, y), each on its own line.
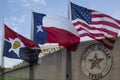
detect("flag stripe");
top-left (92, 16), bottom-right (120, 27)
top-left (79, 32), bottom-right (114, 49)
top-left (72, 20), bottom-right (118, 36)
top-left (33, 12), bottom-right (80, 51)
top-left (92, 12), bottom-right (120, 24)
top-left (78, 27), bottom-right (114, 44)
top-left (70, 2), bottom-right (120, 49)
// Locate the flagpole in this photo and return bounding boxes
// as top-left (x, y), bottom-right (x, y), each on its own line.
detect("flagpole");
top-left (66, 0), bottom-right (72, 80)
top-left (30, 0), bottom-right (34, 40)
top-left (0, 20), bottom-right (5, 80)
top-left (29, 1), bottom-right (35, 80)
top-left (67, 0), bottom-right (71, 19)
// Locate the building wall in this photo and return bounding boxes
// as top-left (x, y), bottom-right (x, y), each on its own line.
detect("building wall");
top-left (4, 67), bottom-right (29, 78)
top-left (4, 48), bottom-right (67, 80)
top-left (71, 38), bottom-right (120, 80)
top-left (3, 37), bottom-right (120, 80)
top-left (34, 48), bottom-right (67, 80)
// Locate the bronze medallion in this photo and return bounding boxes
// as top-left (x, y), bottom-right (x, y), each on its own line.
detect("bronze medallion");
top-left (81, 43), bottom-right (112, 80)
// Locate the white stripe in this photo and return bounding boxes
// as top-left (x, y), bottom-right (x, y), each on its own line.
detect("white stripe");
top-left (78, 30), bottom-right (88, 35)
top-left (73, 18), bottom-right (119, 33)
top-left (43, 16), bottom-right (79, 36)
top-left (72, 18), bottom-right (87, 24)
top-left (74, 22), bottom-right (118, 34)
top-left (74, 23), bottom-right (116, 37)
top-left (74, 25), bottom-right (80, 30)
top-left (77, 28), bottom-right (114, 38)
top-left (72, 18), bottom-right (118, 36)
top-left (81, 36), bottom-right (94, 41)
top-left (91, 11), bottom-right (102, 15)
top-left (91, 24), bottom-right (119, 32)
top-left (92, 17), bottom-right (120, 27)
top-left (77, 29), bottom-right (114, 46)
top-left (78, 31), bottom-right (105, 39)
top-left (79, 30), bottom-right (115, 45)
top-left (76, 25), bottom-right (104, 34)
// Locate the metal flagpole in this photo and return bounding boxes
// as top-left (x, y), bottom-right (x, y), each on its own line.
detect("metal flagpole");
top-left (29, 1), bottom-right (35, 80)
top-left (66, 50), bottom-right (72, 80)
top-left (0, 20), bottom-right (5, 80)
top-left (30, 2), bottom-right (34, 40)
top-left (67, 0), bottom-right (71, 19)
top-left (66, 0), bottom-right (72, 80)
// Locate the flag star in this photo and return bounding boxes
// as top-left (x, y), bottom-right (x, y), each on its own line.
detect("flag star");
top-left (9, 38), bottom-right (25, 58)
top-left (37, 25), bottom-right (43, 32)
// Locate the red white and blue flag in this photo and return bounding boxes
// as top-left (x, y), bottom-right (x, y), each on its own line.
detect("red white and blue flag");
top-left (3, 24), bottom-right (40, 63)
top-left (70, 2), bottom-right (120, 49)
top-left (33, 12), bottom-right (80, 51)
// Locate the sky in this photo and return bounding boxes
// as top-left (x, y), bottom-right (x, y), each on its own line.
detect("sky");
top-left (0, 0), bottom-right (120, 68)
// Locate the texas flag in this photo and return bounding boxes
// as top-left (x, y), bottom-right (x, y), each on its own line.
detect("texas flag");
top-left (33, 12), bottom-right (80, 51)
top-left (3, 24), bottom-right (41, 64)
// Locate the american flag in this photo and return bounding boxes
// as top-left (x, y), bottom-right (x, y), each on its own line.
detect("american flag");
top-left (70, 2), bottom-right (120, 49)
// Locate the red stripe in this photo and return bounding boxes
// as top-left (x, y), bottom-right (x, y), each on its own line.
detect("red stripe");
top-left (80, 33), bottom-right (113, 49)
top-left (80, 33), bottom-right (104, 37)
top-left (44, 27), bottom-right (80, 51)
top-left (97, 39), bottom-right (113, 50)
top-left (80, 33), bottom-right (115, 44)
top-left (78, 27), bottom-right (114, 44)
top-left (92, 13), bottom-right (120, 24)
top-left (78, 27), bottom-right (105, 37)
top-left (73, 21), bottom-right (118, 36)
top-left (103, 36), bottom-right (115, 44)
top-left (80, 28), bottom-right (115, 47)
top-left (92, 21), bottom-right (120, 30)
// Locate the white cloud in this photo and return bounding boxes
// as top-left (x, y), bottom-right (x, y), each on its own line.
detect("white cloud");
top-left (5, 15), bottom-right (26, 27)
top-left (8, 0), bottom-right (18, 3)
top-left (8, 0), bottom-right (47, 8)
top-left (22, 0), bottom-right (47, 7)
top-left (10, 7), bottom-right (17, 13)
top-left (5, 15), bottom-right (26, 35)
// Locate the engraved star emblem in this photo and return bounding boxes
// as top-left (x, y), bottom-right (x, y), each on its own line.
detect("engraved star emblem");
top-left (89, 53), bottom-right (104, 70)
top-left (37, 25), bottom-right (43, 32)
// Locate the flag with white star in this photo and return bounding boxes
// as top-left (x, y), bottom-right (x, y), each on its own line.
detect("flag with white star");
top-left (33, 12), bottom-right (48, 44)
top-left (3, 24), bottom-right (41, 64)
top-left (33, 12), bottom-right (80, 51)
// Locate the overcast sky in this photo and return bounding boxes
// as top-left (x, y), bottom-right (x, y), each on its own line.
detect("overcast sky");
top-left (0, 0), bottom-right (120, 67)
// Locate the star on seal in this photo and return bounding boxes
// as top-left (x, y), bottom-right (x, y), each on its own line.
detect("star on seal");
top-left (89, 53), bottom-right (104, 70)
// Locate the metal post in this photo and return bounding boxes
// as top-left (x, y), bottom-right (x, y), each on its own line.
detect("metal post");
top-left (29, 63), bottom-right (34, 80)
top-left (0, 22), bottom-right (5, 80)
top-left (66, 50), bottom-right (72, 80)
top-left (66, 0), bottom-right (72, 80)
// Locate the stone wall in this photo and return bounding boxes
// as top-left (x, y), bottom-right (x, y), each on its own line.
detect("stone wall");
top-left (3, 37), bottom-right (120, 80)
top-left (4, 48), bottom-right (67, 80)
top-left (71, 38), bottom-right (120, 80)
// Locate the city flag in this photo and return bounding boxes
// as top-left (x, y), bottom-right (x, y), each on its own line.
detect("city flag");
top-left (3, 24), bottom-right (41, 63)
top-left (33, 12), bottom-right (80, 51)
top-left (70, 2), bottom-right (120, 49)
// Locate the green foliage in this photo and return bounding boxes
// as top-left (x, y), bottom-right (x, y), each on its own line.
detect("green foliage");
top-left (4, 76), bottom-right (29, 80)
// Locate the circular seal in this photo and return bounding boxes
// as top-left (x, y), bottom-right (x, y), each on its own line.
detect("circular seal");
top-left (81, 43), bottom-right (112, 80)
